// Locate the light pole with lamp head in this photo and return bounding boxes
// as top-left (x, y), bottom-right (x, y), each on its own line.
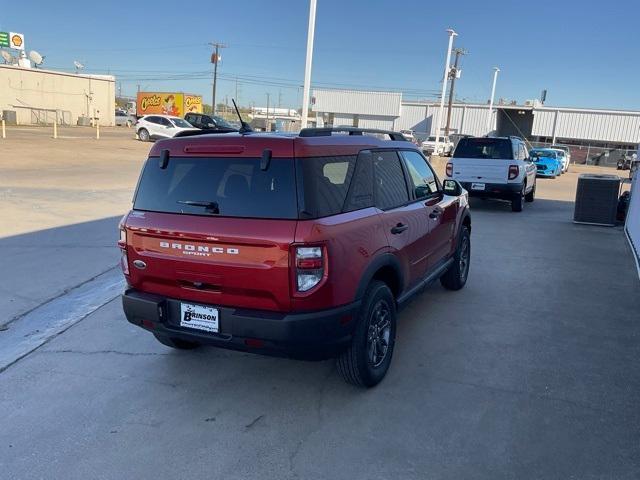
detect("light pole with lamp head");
top-left (486, 67), bottom-right (500, 133)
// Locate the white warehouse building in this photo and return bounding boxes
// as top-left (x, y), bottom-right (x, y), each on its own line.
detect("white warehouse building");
top-left (312, 88), bottom-right (640, 164)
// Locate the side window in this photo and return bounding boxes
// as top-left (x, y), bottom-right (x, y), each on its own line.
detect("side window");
top-left (159, 117), bottom-right (172, 127)
top-left (373, 151), bottom-right (409, 210)
top-left (185, 114), bottom-right (193, 123)
top-left (400, 150), bottom-right (439, 199)
top-left (145, 116), bottom-right (158, 124)
top-left (344, 151), bottom-right (374, 212)
top-left (297, 155), bottom-right (357, 218)
top-left (520, 144), bottom-right (527, 160)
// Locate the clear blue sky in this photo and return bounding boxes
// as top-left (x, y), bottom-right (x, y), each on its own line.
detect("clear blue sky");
top-left (2, 0), bottom-right (639, 110)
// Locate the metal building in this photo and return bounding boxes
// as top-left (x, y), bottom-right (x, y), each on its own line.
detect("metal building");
top-left (312, 89), bottom-right (401, 129)
top-left (0, 64), bottom-right (116, 126)
top-left (312, 88), bottom-right (640, 164)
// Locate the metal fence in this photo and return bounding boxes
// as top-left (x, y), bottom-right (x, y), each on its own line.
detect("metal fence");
top-left (529, 140), bottom-right (637, 168)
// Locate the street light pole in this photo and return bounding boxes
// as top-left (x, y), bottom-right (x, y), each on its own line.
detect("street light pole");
top-left (486, 67), bottom-right (500, 133)
top-left (435, 28), bottom-right (457, 156)
top-left (300, 0), bottom-right (317, 129)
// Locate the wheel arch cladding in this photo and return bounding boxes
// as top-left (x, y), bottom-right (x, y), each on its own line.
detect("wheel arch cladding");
top-left (355, 254), bottom-right (403, 301)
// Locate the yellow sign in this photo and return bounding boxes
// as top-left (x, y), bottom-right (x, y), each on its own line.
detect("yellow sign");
top-left (185, 95), bottom-right (203, 114)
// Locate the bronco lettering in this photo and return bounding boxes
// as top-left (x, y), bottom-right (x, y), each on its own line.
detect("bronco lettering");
top-left (159, 241), bottom-right (239, 255)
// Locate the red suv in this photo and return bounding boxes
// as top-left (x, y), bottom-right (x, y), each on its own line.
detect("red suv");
top-left (119, 127), bottom-right (471, 387)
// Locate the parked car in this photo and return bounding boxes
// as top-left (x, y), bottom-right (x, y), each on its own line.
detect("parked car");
top-left (551, 145), bottom-right (572, 167)
top-left (617, 155), bottom-right (633, 170)
top-left (399, 129), bottom-right (418, 145)
top-left (549, 148), bottom-right (569, 173)
top-left (119, 127), bottom-right (471, 387)
top-left (115, 110), bottom-right (135, 127)
top-left (421, 135), bottom-right (454, 156)
top-left (135, 115), bottom-right (197, 141)
top-left (530, 148), bottom-right (563, 178)
top-left (445, 136), bottom-right (537, 212)
top-left (184, 112), bottom-right (238, 132)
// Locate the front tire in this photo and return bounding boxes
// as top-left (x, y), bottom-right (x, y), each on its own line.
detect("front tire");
top-left (138, 128), bottom-right (150, 142)
top-left (153, 333), bottom-right (200, 350)
top-left (337, 281), bottom-right (396, 388)
top-left (440, 225), bottom-right (471, 290)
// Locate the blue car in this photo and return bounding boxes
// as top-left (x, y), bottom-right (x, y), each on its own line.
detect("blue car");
top-left (530, 148), bottom-right (562, 178)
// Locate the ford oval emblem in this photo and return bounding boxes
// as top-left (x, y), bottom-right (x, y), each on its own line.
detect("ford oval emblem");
top-left (133, 260), bottom-right (147, 270)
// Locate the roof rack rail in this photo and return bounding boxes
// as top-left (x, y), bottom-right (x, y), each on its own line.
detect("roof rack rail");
top-left (299, 127), bottom-right (408, 142)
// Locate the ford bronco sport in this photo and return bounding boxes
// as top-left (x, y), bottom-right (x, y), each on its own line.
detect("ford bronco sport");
top-left (119, 127), bottom-right (471, 387)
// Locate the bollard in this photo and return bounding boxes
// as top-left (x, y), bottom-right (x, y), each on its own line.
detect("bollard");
top-left (1, 119), bottom-right (5, 139)
top-left (53, 121), bottom-right (57, 139)
top-left (96, 122), bottom-right (100, 140)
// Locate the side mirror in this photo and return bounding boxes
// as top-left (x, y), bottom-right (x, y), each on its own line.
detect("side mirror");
top-left (443, 179), bottom-right (463, 196)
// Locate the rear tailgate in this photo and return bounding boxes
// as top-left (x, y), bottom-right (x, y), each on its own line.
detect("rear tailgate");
top-left (125, 212), bottom-right (295, 311)
top-left (450, 157), bottom-right (510, 183)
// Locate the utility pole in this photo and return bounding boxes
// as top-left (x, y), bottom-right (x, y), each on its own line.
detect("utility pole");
top-left (235, 77), bottom-right (239, 105)
top-left (209, 41), bottom-right (227, 115)
top-left (301, 0), bottom-right (317, 128)
top-left (265, 93), bottom-right (271, 132)
top-left (445, 48), bottom-right (466, 137)
top-left (435, 28), bottom-right (457, 156)
top-left (278, 90), bottom-right (282, 108)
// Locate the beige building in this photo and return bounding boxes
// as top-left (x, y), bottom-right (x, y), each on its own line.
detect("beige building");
top-left (0, 64), bottom-right (115, 126)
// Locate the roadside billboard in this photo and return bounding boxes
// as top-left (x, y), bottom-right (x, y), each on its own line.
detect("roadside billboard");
top-left (136, 92), bottom-right (203, 117)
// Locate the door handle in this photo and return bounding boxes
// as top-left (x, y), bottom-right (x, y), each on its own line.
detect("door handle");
top-left (429, 207), bottom-right (443, 219)
top-left (390, 223), bottom-right (408, 234)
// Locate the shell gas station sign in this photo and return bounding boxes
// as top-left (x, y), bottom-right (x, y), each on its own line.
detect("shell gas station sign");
top-left (0, 32), bottom-right (25, 50)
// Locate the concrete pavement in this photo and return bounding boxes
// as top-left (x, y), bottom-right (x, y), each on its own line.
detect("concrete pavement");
top-left (1, 168), bottom-right (638, 479)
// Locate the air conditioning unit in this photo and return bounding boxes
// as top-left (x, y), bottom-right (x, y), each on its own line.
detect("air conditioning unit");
top-left (574, 174), bottom-right (621, 226)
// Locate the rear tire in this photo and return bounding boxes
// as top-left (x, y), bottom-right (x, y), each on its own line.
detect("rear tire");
top-left (440, 225), bottom-right (471, 290)
top-left (511, 185), bottom-right (524, 212)
top-left (153, 333), bottom-right (200, 350)
top-left (525, 181), bottom-right (536, 202)
top-left (138, 128), bottom-right (150, 142)
top-left (337, 281), bottom-right (396, 388)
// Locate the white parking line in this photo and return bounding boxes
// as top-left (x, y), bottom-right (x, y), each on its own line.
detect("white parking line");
top-left (0, 267), bottom-right (125, 372)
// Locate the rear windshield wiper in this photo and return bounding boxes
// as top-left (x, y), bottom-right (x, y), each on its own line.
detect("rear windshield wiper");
top-left (177, 200), bottom-right (220, 214)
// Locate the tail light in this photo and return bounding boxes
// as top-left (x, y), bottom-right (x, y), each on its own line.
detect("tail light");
top-left (295, 246), bottom-right (325, 292)
top-left (508, 165), bottom-right (519, 180)
top-left (118, 228), bottom-right (129, 275)
top-left (446, 162), bottom-right (453, 177)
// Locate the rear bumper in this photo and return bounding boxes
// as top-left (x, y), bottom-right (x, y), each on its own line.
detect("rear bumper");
top-left (122, 289), bottom-right (360, 360)
top-left (459, 181), bottom-right (522, 199)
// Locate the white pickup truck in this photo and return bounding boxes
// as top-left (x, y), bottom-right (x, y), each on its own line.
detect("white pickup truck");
top-left (445, 136), bottom-right (537, 212)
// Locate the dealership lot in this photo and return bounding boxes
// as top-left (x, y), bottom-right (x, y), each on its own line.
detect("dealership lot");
top-left (1, 128), bottom-right (639, 479)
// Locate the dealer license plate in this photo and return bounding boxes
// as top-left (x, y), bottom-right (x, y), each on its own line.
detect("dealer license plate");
top-left (180, 303), bottom-right (219, 333)
top-left (471, 183), bottom-right (485, 191)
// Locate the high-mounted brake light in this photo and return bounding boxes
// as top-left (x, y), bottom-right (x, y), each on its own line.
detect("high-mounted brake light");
top-left (508, 165), bottom-right (519, 180)
top-left (446, 162), bottom-right (453, 177)
top-left (295, 246), bottom-right (324, 292)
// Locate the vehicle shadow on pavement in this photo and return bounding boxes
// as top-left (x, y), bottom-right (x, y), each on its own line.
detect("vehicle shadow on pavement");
top-left (0, 216), bottom-right (123, 324)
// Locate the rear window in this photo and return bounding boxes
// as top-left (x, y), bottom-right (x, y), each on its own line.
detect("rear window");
top-left (454, 138), bottom-right (514, 159)
top-left (133, 157), bottom-right (298, 219)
